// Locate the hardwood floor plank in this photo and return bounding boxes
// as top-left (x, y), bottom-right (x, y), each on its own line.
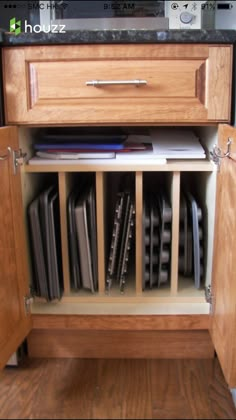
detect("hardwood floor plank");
top-left (92, 359), bottom-right (152, 419)
top-left (0, 357), bottom-right (235, 419)
top-left (208, 358), bottom-right (236, 419)
top-left (176, 359), bottom-right (214, 419)
top-left (32, 359), bottom-right (97, 420)
top-left (0, 359), bottom-right (46, 419)
top-left (149, 359), bottom-right (194, 419)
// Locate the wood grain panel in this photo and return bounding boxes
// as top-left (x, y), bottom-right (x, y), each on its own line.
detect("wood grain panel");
top-left (3, 49), bottom-right (29, 123)
top-left (208, 46), bottom-right (233, 120)
top-left (0, 127), bottom-right (32, 368)
top-left (2, 45), bottom-right (232, 125)
top-left (29, 60), bottom-right (200, 101)
top-left (196, 62), bottom-right (206, 105)
top-left (31, 314), bottom-right (210, 330)
top-left (211, 124), bottom-right (236, 388)
top-left (27, 329), bottom-right (214, 359)
top-left (22, 44), bottom-right (210, 60)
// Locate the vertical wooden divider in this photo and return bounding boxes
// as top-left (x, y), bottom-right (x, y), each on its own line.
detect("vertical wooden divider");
top-left (58, 172), bottom-right (72, 296)
top-left (170, 171), bottom-right (181, 295)
top-left (96, 172), bottom-right (105, 294)
top-left (135, 172), bottom-right (143, 295)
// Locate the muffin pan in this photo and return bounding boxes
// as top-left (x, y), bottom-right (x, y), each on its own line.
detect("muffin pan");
top-left (142, 192), bottom-right (172, 290)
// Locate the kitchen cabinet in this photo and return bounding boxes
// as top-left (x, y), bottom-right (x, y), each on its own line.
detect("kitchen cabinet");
top-left (2, 44), bottom-right (232, 125)
top-left (0, 44), bottom-right (236, 389)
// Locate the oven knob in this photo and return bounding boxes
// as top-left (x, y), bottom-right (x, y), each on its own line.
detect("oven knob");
top-left (180, 11), bottom-right (195, 24)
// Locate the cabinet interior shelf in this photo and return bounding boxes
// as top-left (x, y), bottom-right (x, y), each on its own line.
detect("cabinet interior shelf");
top-left (23, 160), bottom-right (215, 173)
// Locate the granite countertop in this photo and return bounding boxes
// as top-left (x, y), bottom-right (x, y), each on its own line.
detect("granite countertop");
top-left (1, 29), bottom-right (236, 46)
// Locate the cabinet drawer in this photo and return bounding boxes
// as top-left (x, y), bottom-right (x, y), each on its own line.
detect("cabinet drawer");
top-left (3, 44), bottom-right (232, 125)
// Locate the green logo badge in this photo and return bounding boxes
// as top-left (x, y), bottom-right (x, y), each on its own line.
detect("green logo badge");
top-left (10, 17), bottom-right (21, 35)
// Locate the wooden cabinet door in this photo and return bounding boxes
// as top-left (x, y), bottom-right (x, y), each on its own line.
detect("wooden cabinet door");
top-left (2, 44), bottom-right (233, 125)
top-left (0, 127), bottom-right (31, 369)
top-left (211, 124), bottom-right (236, 388)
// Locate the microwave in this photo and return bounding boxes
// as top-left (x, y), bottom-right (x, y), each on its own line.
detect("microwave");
top-left (39, 1), bottom-right (169, 30)
top-left (39, 1), bottom-right (221, 30)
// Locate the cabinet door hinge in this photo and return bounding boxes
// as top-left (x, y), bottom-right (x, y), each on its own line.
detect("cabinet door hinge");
top-left (210, 148), bottom-right (221, 171)
top-left (24, 295), bottom-right (33, 315)
top-left (210, 138), bottom-right (232, 172)
top-left (205, 285), bottom-right (213, 306)
top-left (13, 149), bottom-right (27, 175)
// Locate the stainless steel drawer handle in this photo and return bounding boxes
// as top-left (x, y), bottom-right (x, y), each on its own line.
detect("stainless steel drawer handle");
top-left (0, 147), bottom-right (11, 161)
top-left (86, 79), bottom-right (147, 87)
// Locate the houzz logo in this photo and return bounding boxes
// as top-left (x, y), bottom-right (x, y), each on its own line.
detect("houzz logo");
top-left (10, 17), bottom-right (21, 35)
top-left (9, 17), bottom-right (66, 35)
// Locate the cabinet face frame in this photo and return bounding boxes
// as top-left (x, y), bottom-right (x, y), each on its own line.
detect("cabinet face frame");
top-left (0, 126), bottom-right (31, 369)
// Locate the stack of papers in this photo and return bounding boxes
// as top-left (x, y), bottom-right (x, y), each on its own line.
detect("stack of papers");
top-left (115, 129), bottom-right (205, 161)
top-left (150, 128), bottom-right (206, 159)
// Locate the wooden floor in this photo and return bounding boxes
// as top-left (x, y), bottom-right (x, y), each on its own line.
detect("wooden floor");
top-left (0, 357), bottom-right (236, 419)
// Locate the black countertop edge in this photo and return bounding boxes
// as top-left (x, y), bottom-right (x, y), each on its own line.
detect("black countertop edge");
top-left (1, 29), bottom-right (236, 46)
